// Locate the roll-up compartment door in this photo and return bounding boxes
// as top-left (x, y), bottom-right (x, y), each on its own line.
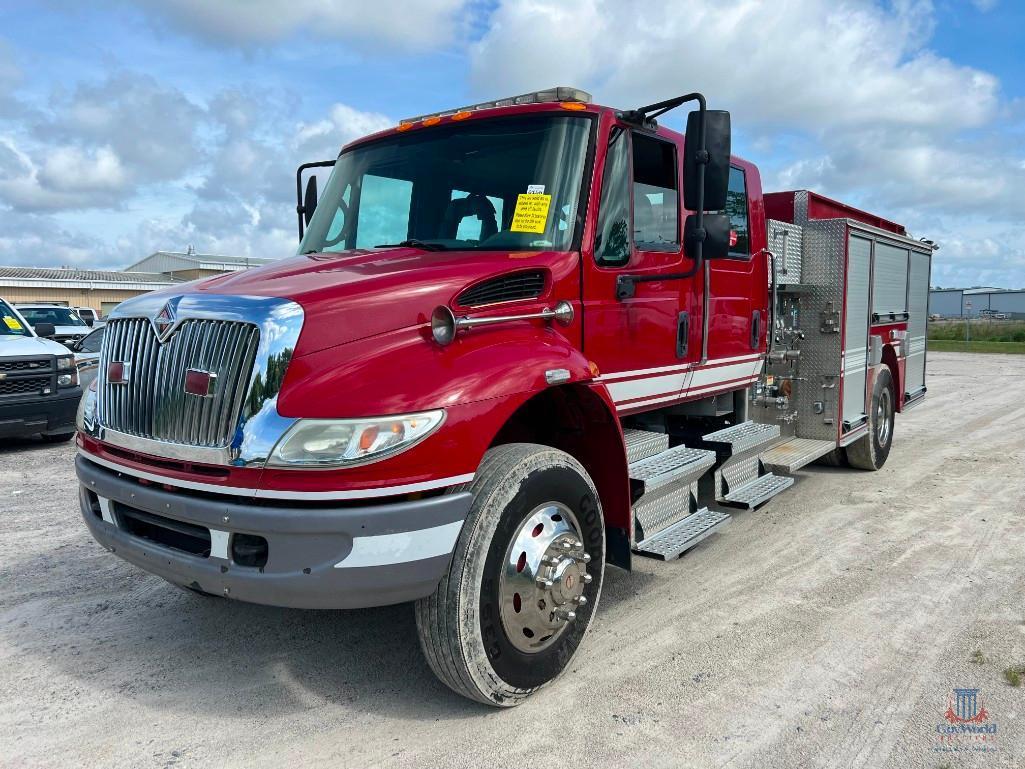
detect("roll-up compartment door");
top-left (843, 235), bottom-right (872, 428)
top-left (905, 250), bottom-right (931, 397)
top-left (873, 242), bottom-right (910, 317)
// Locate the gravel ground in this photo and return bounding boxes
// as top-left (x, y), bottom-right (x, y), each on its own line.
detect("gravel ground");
top-left (2, 351), bottom-right (1024, 769)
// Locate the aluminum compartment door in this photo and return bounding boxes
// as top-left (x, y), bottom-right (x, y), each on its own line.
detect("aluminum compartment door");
top-left (843, 235), bottom-right (871, 427)
top-left (872, 242), bottom-right (909, 317)
top-left (905, 250), bottom-right (931, 396)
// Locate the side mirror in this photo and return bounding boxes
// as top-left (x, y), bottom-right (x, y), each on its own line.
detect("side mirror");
top-left (683, 110), bottom-right (731, 213)
top-left (685, 213), bottom-right (730, 261)
top-left (34, 322), bottom-right (56, 338)
top-left (303, 175), bottom-right (318, 226)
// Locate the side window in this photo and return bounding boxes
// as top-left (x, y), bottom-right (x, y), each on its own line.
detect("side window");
top-left (726, 167), bottom-right (750, 257)
top-left (594, 128), bottom-right (631, 266)
top-left (354, 174), bottom-right (413, 248)
top-left (81, 329), bottom-right (104, 353)
top-left (631, 134), bottom-right (679, 249)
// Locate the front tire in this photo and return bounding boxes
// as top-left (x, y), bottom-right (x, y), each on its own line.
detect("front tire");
top-left (415, 443), bottom-right (606, 707)
top-left (846, 367), bottom-right (895, 470)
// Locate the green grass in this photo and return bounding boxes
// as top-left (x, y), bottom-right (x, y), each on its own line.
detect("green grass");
top-left (928, 339), bottom-right (1025, 354)
top-left (928, 319), bottom-right (1025, 343)
top-left (970, 650), bottom-right (986, 664)
top-left (1004, 666), bottom-right (1025, 687)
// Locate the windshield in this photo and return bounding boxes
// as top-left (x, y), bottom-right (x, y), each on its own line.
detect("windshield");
top-left (299, 114), bottom-right (592, 254)
top-left (0, 300), bottom-right (31, 337)
top-left (18, 307), bottom-right (87, 328)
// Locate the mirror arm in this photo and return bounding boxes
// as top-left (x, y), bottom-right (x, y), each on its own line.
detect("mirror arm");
top-left (295, 159), bottom-right (336, 240)
top-left (616, 93), bottom-right (708, 301)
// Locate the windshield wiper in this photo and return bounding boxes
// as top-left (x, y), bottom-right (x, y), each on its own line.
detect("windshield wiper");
top-left (375, 239), bottom-right (449, 252)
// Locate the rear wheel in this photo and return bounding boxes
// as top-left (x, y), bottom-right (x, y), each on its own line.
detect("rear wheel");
top-left (846, 367), bottom-right (895, 470)
top-left (415, 443), bottom-right (605, 707)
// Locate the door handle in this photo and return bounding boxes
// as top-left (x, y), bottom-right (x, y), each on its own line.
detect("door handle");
top-left (677, 312), bottom-right (689, 358)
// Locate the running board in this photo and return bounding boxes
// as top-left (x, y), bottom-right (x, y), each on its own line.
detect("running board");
top-left (629, 445), bottom-right (717, 497)
top-left (722, 473), bottom-right (794, 510)
top-left (634, 507), bottom-right (731, 560)
top-left (623, 428), bottom-right (669, 464)
top-left (760, 438), bottom-right (835, 474)
top-left (700, 420), bottom-right (781, 458)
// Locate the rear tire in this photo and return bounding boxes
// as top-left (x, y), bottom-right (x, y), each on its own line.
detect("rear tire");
top-left (415, 443), bottom-right (605, 707)
top-left (846, 367), bottom-right (895, 470)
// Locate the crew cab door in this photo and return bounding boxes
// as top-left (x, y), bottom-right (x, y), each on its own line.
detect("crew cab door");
top-left (582, 121), bottom-right (702, 413)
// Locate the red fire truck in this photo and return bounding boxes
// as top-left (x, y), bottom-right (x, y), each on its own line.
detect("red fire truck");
top-left (75, 87), bottom-right (933, 706)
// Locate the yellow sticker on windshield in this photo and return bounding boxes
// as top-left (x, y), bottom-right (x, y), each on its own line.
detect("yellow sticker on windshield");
top-left (510, 193), bottom-right (552, 234)
top-left (3, 316), bottom-right (22, 330)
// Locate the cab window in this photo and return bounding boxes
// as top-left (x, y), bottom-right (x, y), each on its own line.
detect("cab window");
top-left (631, 133), bottom-right (679, 250)
top-left (725, 167), bottom-right (750, 257)
top-left (594, 128), bottom-right (631, 266)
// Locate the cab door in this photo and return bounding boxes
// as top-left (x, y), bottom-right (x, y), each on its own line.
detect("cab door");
top-left (582, 121), bottom-right (702, 413)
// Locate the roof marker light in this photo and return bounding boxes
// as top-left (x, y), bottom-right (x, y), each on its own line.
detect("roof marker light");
top-left (402, 86), bottom-right (591, 125)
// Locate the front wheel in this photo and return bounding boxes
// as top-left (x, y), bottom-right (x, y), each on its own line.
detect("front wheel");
top-left (846, 367), bottom-right (895, 470)
top-left (415, 443), bottom-right (605, 707)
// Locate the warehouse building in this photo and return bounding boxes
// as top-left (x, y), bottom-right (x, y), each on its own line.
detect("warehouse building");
top-left (0, 267), bottom-right (180, 317)
top-left (0, 249), bottom-right (276, 318)
top-left (929, 287), bottom-right (1025, 318)
top-left (124, 249), bottom-right (274, 282)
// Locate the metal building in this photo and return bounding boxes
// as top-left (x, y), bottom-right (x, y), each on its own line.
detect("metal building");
top-left (0, 268), bottom-right (179, 317)
top-left (928, 287), bottom-right (1025, 318)
top-left (125, 250), bottom-right (274, 282)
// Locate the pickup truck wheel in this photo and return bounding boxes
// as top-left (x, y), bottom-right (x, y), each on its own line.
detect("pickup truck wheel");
top-left (415, 443), bottom-right (605, 707)
top-left (846, 367), bottom-right (895, 471)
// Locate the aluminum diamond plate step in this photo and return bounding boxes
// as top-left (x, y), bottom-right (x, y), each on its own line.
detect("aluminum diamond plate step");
top-left (634, 507), bottom-right (731, 560)
top-left (702, 421), bottom-right (781, 456)
top-left (761, 438), bottom-right (836, 474)
top-left (722, 473), bottom-right (795, 509)
top-left (628, 445), bottom-right (717, 495)
top-left (623, 428), bottom-right (669, 465)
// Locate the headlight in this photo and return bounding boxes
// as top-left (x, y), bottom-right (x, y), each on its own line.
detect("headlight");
top-left (267, 410), bottom-right (445, 468)
top-left (76, 381), bottom-right (97, 431)
top-left (57, 356), bottom-right (78, 387)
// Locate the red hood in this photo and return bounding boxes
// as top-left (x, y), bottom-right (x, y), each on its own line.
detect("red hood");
top-left (187, 248), bottom-right (579, 357)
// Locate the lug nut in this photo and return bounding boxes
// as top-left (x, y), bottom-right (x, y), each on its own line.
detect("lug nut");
top-left (582, 573), bottom-right (593, 585)
top-left (577, 552), bottom-right (591, 563)
top-left (554, 608), bottom-right (576, 622)
top-left (576, 595), bottom-right (588, 606)
top-left (536, 577), bottom-right (553, 589)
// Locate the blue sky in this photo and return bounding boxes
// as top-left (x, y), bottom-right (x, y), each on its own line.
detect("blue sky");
top-left (0, 0), bottom-right (1022, 288)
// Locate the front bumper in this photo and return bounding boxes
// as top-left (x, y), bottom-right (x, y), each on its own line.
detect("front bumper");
top-left (0, 390), bottom-right (81, 438)
top-left (76, 454), bottom-right (473, 609)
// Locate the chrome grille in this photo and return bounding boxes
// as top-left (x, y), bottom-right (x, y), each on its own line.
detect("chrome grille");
top-left (98, 318), bottom-right (259, 447)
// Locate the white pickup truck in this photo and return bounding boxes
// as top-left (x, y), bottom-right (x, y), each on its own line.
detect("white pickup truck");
top-left (0, 298), bottom-right (81, 442)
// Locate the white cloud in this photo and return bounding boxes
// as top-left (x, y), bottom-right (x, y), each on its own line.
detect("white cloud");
top-left (134, 0), bottom-right (472, 50)
top-left (471, 0), bottom-right (1024, 287)
top-left (295, 103), bottom-right (393, 158)
top-left (970, 0), bottom-right (998, 11)
top-left (471, 0), bottom-right (997, 132)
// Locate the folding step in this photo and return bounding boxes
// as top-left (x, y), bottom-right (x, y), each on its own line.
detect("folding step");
top-left (634, 507), bottom-right (731, 560)
top-left (701, 421), bottom-right (781, 458)
top-left (760, 438), bottom-right (836, 474)
top-left (623, 428), bottom-right (669, 465)
top-left (722, 473), bottom-right (794, 510)
top-left (629, 445), bottom-right (717, 496)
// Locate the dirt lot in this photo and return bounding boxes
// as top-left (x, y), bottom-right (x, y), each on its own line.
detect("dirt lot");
top-left (2, 351), bottom-right (1024, 768)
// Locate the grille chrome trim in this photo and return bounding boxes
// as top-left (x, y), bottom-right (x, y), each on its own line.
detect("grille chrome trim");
top-left (82, 293), bottom-right (305, 467)
top-left (98, 318), bottom-right (259, 447)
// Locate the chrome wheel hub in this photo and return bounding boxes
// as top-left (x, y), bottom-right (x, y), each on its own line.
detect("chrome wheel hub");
top-left (499, 502), bottom-right (592, 653)
top-left (877, 389), bottom-right (892, 446)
